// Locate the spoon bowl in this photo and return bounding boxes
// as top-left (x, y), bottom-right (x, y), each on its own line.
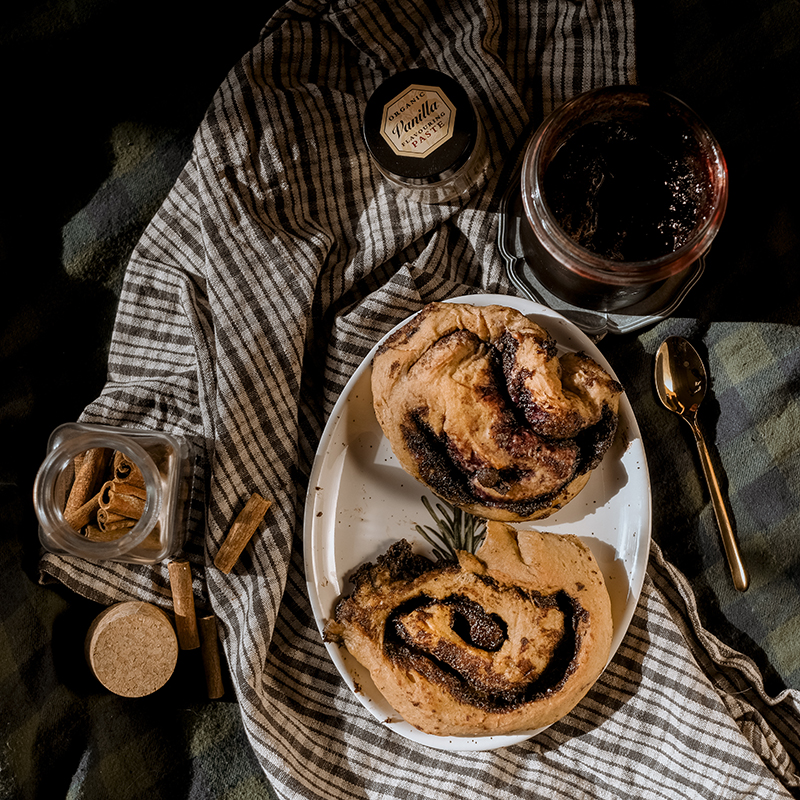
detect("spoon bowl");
top-left (654, 337), bottom-right (749, 591)
top-left (654, 337), bottom-right (706, 420)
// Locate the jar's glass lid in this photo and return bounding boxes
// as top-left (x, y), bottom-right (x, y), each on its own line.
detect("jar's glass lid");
top-left (363, 68), bottom-right (478, 185)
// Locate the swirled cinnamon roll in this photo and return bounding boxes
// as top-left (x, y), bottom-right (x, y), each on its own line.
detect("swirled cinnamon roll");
top-left (326, 521), bottom-right (613, 737)
top-left (371, 302), bottom-right (623, 521)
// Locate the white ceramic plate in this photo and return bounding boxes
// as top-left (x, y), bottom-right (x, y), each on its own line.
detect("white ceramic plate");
top-left (303, 293), bottom-right (652, 751)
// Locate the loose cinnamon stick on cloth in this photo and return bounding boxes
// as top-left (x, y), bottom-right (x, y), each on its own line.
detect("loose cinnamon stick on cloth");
top-left (168, 560), bottom-right (200, 650)
top-left (213, 493), bottom-right (272, 574)
top-left (199, 614), bottom-right (225, 700)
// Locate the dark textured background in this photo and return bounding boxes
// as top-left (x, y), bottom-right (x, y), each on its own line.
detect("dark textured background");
top-left (2, 3), bottom-right (281, 797)
top-left (1, 1), bottom-right (798, 798)
top-left (614, 0), bottom-right (800, 694)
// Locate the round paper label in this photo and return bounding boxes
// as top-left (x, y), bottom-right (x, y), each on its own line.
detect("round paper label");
top-left (380, 84), bottom-right (456, 159)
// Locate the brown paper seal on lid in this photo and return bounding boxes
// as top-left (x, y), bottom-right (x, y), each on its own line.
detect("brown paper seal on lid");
top-left (85, 601), bottom-right (178, 697)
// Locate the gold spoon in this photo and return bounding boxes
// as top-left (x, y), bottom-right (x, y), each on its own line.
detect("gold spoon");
top-left (654, 336), bottom-right (749, 592)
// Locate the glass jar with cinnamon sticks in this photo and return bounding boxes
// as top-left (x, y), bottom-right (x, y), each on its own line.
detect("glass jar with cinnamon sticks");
top-left (34, 422), bottom-right (189, 564)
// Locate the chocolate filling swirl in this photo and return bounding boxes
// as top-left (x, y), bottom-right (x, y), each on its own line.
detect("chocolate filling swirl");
top-left (326, 523), bottom-right (613, 737)
top-left (332, 540), bottom-right (587, 716)
top-left (385, 588), bottom-right (584, 712)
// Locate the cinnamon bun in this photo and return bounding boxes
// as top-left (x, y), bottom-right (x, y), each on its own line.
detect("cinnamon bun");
top-left (326, 521), bottom-right (613, 737)
top-left (371, 302), bottom-right (623, 521)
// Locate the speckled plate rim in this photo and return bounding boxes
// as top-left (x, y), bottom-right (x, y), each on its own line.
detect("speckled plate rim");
top-left (303, 293), bottom-right (652, 752)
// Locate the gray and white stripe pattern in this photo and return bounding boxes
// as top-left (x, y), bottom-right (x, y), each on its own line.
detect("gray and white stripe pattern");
top-left (40, 1), bottom-right (800, 797)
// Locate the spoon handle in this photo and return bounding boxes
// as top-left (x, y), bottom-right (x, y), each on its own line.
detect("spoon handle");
top-left (691, 422), bottom-right (750, 592)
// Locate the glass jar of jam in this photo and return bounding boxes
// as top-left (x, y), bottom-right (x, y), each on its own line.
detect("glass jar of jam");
top-left (520, 86), bottom-right (728, 313)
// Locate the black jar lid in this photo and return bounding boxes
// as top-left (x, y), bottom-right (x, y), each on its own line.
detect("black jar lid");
top-left (363, 68), bottom-right (479, 186)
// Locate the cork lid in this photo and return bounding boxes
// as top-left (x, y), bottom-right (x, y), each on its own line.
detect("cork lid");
top-left (363, 68), bottom-right (479, 185)
top-left (85, 601), bottom-right (178, 697)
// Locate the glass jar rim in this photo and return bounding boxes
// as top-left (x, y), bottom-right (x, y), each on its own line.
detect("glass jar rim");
top-left (521, 86), bottom-right (729, 286)
top-left (33, 428), bottom-right (163, 559)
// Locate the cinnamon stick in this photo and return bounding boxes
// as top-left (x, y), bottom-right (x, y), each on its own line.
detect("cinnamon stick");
top-left (167, 560), bottom-right (200, 650)
top-left (87, 519), bottom-right (161, 550)
top-left (61, 448), bottom-right (153, 543)
top-left (198, 614), bottom-right (225, 699)
top-left (97, 509), bottom-right (135, 531)
top-left (72, 451), bottom-right (85, 475)
top-left (85, 523), bottom-right (133, 542)
top-left (99, 480), bottom-right (146, 518)
top-left (113, 450), bottom-right (146, 489)
top-left (63, 491), bottom-right (102, 531)
top-left (65, 448), bottom-right (112, 515)
top-left (213, 493), bottom-right (272, 574)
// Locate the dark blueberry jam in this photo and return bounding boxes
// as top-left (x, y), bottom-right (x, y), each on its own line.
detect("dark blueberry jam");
top-left (543, 120), bottom-right (710, 262)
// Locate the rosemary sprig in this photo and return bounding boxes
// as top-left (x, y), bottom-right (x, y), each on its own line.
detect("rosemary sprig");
top-left (414, 496), bottom-right (486, 562)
